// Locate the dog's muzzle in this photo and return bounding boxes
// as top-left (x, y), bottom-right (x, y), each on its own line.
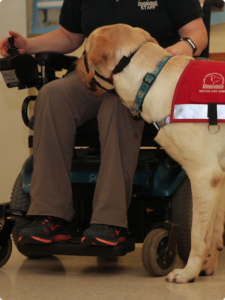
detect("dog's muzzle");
top-left (83, 46), bottom-right (144, 95)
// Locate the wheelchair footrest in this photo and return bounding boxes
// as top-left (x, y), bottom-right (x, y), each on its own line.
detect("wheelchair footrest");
top-left (18, 233), bottom-right (135, 257)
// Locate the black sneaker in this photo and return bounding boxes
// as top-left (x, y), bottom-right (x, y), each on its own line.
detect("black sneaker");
top-left (81, 224), bottom-right (127, 246)
top-left (18, 216), bottom-right (72, 244)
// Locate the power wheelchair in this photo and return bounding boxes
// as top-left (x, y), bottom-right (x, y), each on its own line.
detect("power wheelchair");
top-left (0, 0), bottom-right (224, 277)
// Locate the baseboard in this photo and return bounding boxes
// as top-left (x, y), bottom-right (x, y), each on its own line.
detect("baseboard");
top-left (209, 53), bottom-right (225, 61)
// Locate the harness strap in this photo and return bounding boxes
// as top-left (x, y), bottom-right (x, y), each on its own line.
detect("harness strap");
top-left (208, 103), bottom-right (218, 126)
top-left (92, 77), bottom-right (117, 95)
top-left (134, 56), bottom-right (171, 113)
top-left (84, 51), bottom-right (117, 94)
top-left (112, 52), bottom-right (137, 75)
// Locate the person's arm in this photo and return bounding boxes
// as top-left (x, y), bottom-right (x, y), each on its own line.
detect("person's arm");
top-left (0, 26), bottom-right (85, 57)
top-left (165, 18), bottom-right (208, 57)
top-left (26, 26), bottom-right (85, 54)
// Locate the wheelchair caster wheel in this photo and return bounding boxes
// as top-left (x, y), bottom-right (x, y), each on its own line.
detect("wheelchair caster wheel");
top-left (0, 237), bottom-right (12, 268)
top-left (142, 228), bottom-right (177, 276)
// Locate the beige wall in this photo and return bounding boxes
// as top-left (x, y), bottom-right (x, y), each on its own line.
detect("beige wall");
top-left (25, 0), bottom-right (85, 94)
top-left (0, 0), bottom-right (29, 204)
top-left (209, 22), bottom-right (225, 53)
top-left (0, 1), bottom-right (85, 205)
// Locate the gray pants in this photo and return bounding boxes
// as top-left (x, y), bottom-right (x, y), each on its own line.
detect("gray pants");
top-left (27, 71), bottom-right (144, 228)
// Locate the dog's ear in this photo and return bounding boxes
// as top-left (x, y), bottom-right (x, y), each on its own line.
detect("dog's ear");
top-left (140, 29), bottom-right (159, 45)
top-left (86, 36), bottom-right (113, 84)
top-left (149, 36), bottom-right (159, 45)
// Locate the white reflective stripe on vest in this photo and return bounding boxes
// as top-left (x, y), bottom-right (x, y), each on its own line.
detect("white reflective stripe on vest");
top-left (173, 104), bottom-right (225, 120)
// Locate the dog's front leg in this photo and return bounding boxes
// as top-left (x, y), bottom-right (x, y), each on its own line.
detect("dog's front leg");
top-left (200, 177), bottom-right (225, 276)
top-left (166, 170), bottom-right (223, 283)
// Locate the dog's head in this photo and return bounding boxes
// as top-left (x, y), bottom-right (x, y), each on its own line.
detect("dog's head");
top-left (84, 24), bottom-right (158, 87)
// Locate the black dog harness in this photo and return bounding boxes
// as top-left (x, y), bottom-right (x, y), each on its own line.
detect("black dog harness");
top-left (84, 50), bottom-right (137, 95)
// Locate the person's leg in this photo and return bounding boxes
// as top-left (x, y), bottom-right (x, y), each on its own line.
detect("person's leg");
top-left (82, 94), bottom-right (144, 246)
top-left (19, 72), bottom-right (105, 244)
top-left (20, 71), bottom-right (144, 245)
top-left (28, 72), bottom-right (104, 221)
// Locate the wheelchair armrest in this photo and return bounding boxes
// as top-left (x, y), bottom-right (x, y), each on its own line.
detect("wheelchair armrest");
top-left (35, 52), bottom-right (78, 71)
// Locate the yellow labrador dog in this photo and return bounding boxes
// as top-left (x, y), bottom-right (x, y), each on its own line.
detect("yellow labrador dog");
top-left (76, 24), bottom-right (225, 284)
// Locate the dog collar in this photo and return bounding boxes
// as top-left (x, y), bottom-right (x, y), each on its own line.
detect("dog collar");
top-left (134, 56), bottom-right (172, 113)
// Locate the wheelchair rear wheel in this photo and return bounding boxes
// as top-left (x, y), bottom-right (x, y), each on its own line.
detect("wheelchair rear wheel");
top-left (142, 228), bottom-right (177, 276)
top-left (172, 176), bottom-right (192, 263)
top-left (0, 236), bottom-right (12, 268)
top-left (10, 173), bottom-right (48, 259)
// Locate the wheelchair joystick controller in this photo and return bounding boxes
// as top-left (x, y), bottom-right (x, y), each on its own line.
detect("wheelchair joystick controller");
top-left (0, 36), bottom-right (39, 90)
top-left (7, 37), bottom-right (20, 57)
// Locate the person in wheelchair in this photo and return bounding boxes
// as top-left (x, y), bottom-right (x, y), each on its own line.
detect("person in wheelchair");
top-left (0, 0), bottom-right (208, 246)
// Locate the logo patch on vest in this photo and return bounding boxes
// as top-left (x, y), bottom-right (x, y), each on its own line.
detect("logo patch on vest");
top-left (138, 1), bottom-right (158, 10)
top-left (202, 73), bottom-right (224, 90)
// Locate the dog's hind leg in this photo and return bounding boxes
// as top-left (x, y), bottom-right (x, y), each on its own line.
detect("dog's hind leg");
top-left (200, 176), bottom-right (225, 276)
top-left (166, 167), bottom-right (224, 283)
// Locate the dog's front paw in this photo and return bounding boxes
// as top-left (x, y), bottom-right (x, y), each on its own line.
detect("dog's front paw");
top-left (165, 269), bottom-right (182, 283)
top-left (166, 268), bottom-right (197, 283)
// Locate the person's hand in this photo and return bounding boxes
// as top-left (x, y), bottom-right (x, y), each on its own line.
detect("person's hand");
top-left (0, 30), bottom-right (27, 57)
top-left (165, 41), bottom-right (193, 57)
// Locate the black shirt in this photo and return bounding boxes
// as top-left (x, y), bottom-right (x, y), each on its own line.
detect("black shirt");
top-left (59, 0), bottom-right (203, 48)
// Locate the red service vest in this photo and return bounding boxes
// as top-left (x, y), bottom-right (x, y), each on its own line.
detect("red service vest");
top-left (170, 60), bottom-right (225, 123)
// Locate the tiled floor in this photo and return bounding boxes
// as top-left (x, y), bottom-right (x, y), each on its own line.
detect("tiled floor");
top-left (1, 243), bottom-right (225, 300)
